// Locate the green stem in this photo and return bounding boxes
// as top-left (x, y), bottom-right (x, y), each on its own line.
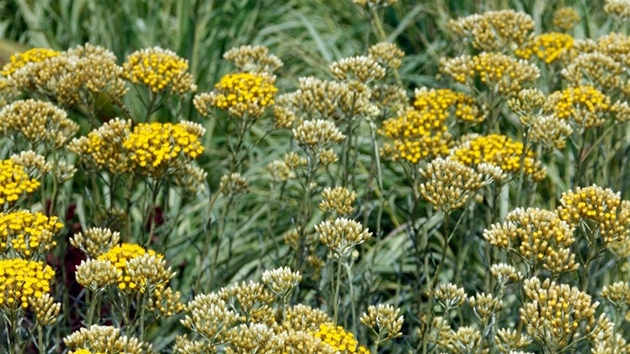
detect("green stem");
top-left (333, 257), bottom-right (343, 325)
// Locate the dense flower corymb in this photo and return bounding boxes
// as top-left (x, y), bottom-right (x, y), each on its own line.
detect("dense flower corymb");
top-left (122, 47), bottom-right (196, 94)
top-left (0, 210), bottom-right (63, 258)
top-left (194, 72), bottom-right (278, 119)
top-left (312, 324), bottom-right (370, 353)
top-left (1, 48), bottom-right (60, 77)
top-left (0, 159), bottom-right (40, 205)
top-left (123, 122), bottom-right (205, 176)
top-left (451, 134), bottom-right (546, 181)
top-left (98, 243), bottom-right (163, 291)
top-left (0, 258), bottom-right (55, 309)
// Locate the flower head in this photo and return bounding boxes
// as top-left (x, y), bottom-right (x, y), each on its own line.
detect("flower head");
top-left (0, 258), bottom-right (55, 310)
top-left (122, 46), bottom-right (196, 94)
top-left (223, 45), bottom-right (283, 74)
top-left (0, 210), bottom-right (63, 258)
top-left (553, 7), bottom-right (580, 31)
top-left (68, 118), bottom-right (132, 174)
top-left (97, 243), bottom-right (162, 293)
top-left (440, 52), bottom-right (540, 96)
top-left (0, 159), bottom-right (40, 206)
top-left (450, 134), bottom-right (546, 181)
top-left (419, 158), bottom-right (487, 211)
top-left (447, 10), bottom-right (534, 52)
top-left (312, 324), bottom-right (370, 354)
top-left (0, 99), bottom-right (79, 149)
top-left (194, 72), bottom-right (277, 119)
top-left (316, 217), bottom-right (372, 257)
top-left (1, 48), bottom-right (60, 77)
top-left (545, 85), bottom-right (610, 131)
top-left (123, 121), bottom-right (204, 176)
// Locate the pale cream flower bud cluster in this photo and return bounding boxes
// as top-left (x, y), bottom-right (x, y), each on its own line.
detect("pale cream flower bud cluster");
top-left (267, 160), bottom-right (294, 182)
top-left (447, 10), bottom-right (534, 52)
top-left (29, 293), bottom-right (61, 326)
top-left (10, 44), bottom-right (128, 107)
top-left (262, 267), bottom-right (302, 299)
top-left (360, 303), bottom-right (404, 340)
top-left (419, 158), bottom-right (487, 212)
top-left (484, 208), bottom-right (579, 275)
top-left (70, 227), bottom-right (120, 258)
top-left (218, 281), bottom-right (276, 324)
top-left (223, 45), bottom-right (283, 74)
top-left (330, 56), bottom-right (385, 83)
top-left (434, 283), bottom-right (467, 311)
top-left (75, 259), bottom-right (121, 292)
top-left (319, 186), bottom-right (356, 217)
top-left (10, 151), bottom-right (52, 175)
top-left (520, 277), bottom-right (599, 350)
top-left (220, 173), bottom-right (249, 196)
top-left (553, 7), bottom-right (580, 32)
top-left (557, 185), bottom-right (630, 256)
top-left (604, 0), bottom-right (630, 19)
top-left (0, 99), bottom-right (79, 149)
top-left (490, 263), bottom-right (522, 286)
top-left (495, 328), bottom-right (532, 353)
top-left (368, 42), bottom-right (404, 70)
top-left (293, 119), bottom-right (346, 150)
top-left (441, 52), bottom-right (540, 96)
top-left (64, 324), bottom-right (149, 354)
top-left (315, 217), bottom-right (372, 258)
top-left (172, 164), bottom-right (208, 195)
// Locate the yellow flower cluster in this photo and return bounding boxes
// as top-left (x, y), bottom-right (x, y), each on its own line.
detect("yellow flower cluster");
top-left (440, 52), bottom-right (540, 95)
top-left (1, 48), bottom-right (60, 77)
top-left (381, 109), bottom-right (451, 163)
top-left (545, 85), bottom-right (610, 130)
top-left (451, 134), bottom-right (546, 181)
top-left (122, 47), bottom-right (196, 94)
top-left (0, 159), bottom-right (40, 205)
top-left (0, 258), bottom-right (55, 309)
top-left (194, 72), bottom-right (278, 119)
top-left (557, 185), bottom-right (630, 256)
top-left (97, 243), bottom-right (161, 292)
top-left (0, 210), bottom-right (63, 258)
top-left (123, 122), bottom-right (204, 176)
top-left (312, 324), bottom-right (370, 354)
top-left (413, 88), bottom-right (484, 123)
top-left (517, 33), bottom-right (574, 64)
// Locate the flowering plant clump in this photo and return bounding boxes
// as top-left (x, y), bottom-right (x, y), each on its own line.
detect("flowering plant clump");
top-left (194, 72), bottom-right (278, 119)
top-left (413, 88), bottom-right (484, 123)
top-left (122, 46), bottom-right (196, 94)
top-left (123, 121), bottom-right (205, 176)
top-left (0, 210), bottom-right (63, 258)
top-left (0, 258), bottom-right (55, 309)
top-left (0, 158), bottom-right (40, 206)
top-left (0, 48), bottom-right (60, 77)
